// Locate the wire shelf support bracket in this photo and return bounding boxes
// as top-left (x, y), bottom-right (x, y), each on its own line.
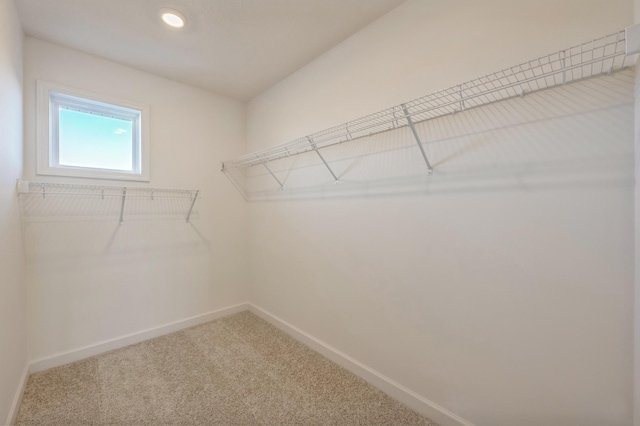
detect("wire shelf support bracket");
top-left (119, 187), bottom-right (126, 225)
top-left (221, 24), bottom-right (640, 199)
top-left (401, 103), bottom-right (433, 174)
top-left (186, 190), bottom-right (200, 223)
top-left (308, 136), bottom-right (339, 183)
top-left (258, 155), bottom-right (284, 189)
top-left (626, 23), bottom-right (640, 55)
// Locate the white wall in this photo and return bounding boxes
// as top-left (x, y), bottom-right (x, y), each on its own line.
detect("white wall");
top-left (0, 0), bottom-right (26, 423)
top-left (22, 38), bottom-right (248, 362)
top-left (634, 1), bottom-right (640, 425)
top-left (246, 1), bottom-right (635, 425)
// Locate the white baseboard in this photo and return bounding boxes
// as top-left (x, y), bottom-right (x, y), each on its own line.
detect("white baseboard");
top-left (6, 363), bottom-right (29, 426)
top-left (25, 301), bottom-right (473, 426)
top-left (247, 303), bottom-right (475, 426)
top-left (29, 302), bottom-right (249, 373)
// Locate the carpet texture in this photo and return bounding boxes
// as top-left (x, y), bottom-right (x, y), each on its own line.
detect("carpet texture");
top-left (15, 311), bottom-right (437, 425)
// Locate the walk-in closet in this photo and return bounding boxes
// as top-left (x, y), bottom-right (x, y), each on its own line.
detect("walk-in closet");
top-left (1, 1), bottom-right (639, 425)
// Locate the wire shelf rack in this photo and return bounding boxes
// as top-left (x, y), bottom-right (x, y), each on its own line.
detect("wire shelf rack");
top-left (18, 181), bottom-right (201, 224)
top-left (222, 26), bottom-right (639, 199)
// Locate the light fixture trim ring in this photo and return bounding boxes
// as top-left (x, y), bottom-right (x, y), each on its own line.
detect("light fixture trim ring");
top-left (159, 8), bottom-right (186, 29)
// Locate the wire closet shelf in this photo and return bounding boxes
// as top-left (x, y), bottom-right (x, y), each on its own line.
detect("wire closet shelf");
top-left (18, 181), bottom-right (201, 224)
top-left (222, 26), bottom-right (640, 197)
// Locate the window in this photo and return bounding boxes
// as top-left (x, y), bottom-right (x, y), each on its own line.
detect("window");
top-left (37, 81), bottom-right (150, 181)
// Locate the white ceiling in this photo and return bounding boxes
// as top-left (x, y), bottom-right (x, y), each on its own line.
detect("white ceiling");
top-left (16, 0), bottom-right (406, 101)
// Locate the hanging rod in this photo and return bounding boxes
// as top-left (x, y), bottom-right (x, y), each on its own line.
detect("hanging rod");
top-left (222, 25), bottom-right (640, 188)
top-left (17, 181), bottom-right (202, 223)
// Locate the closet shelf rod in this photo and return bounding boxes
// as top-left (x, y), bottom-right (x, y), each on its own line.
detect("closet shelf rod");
top-left (20, 192), bottom-right (200, 199)
top-left (19, 181), bottom-right (200, 198)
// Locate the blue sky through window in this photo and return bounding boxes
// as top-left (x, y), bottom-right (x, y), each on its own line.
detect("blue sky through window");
top-left (58, 108), bottom-right (133, 171)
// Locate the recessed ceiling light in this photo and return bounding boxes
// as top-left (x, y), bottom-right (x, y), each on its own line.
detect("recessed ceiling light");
top-left (160, 9), bottom-right (186, 28)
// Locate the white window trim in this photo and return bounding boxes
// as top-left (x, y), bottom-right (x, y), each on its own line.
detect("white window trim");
top-left (37, 80), bottom-right (150, 181)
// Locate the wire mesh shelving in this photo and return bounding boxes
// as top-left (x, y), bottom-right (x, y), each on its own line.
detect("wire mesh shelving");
top-left (222, 25), bottom-right (640, 200)
top-left (17, 181), bottom-right (201, 224)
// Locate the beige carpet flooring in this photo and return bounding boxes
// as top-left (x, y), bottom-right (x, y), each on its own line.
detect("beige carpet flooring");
top-left (16, 311), bottom-right (437, 425)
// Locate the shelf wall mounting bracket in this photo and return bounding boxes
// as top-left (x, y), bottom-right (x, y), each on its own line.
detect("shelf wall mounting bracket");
top-left (186, 190), bottom-right (199, 223)
top-left (258, 155), bottom-right (284, 188)
top-left (625, 23), bottom-right (640, 54)
top-left (119, 187), bottom-right (126, 225)
top-left (401, 104), bottom-right (433, 174)
top-left (307, 136), bottom-right (339, 182)
top-left (16, 180), bottom-right (29, 196)
top-left (561, 50), bottom-right (567, 85)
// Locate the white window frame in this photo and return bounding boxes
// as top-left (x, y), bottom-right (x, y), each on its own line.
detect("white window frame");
top-left (37, 80), bottom-right (150, 181)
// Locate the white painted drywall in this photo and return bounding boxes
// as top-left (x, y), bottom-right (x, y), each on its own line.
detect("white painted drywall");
top-left (0, 0), bottom-right (27, 423)
top-left (22, 38), bottom-right (248, 362)
top-left (634, 2), bottom-right (640, 425)
top-left (635, 64), bottom-right (640, 421)
top-left (245, 1), bottom-right (635, 425)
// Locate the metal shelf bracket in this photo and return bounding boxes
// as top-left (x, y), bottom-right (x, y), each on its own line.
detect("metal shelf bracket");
top-left (402, 104), bottom-right (433, 174)
top-left (186, 190), bottom-right (199, 223)
top-left (308, 136), bottom-right (339, 182)
top-left (119, 187), bottom-right (127, 225)
top-left (258, 155), bottom-right (284, 188)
